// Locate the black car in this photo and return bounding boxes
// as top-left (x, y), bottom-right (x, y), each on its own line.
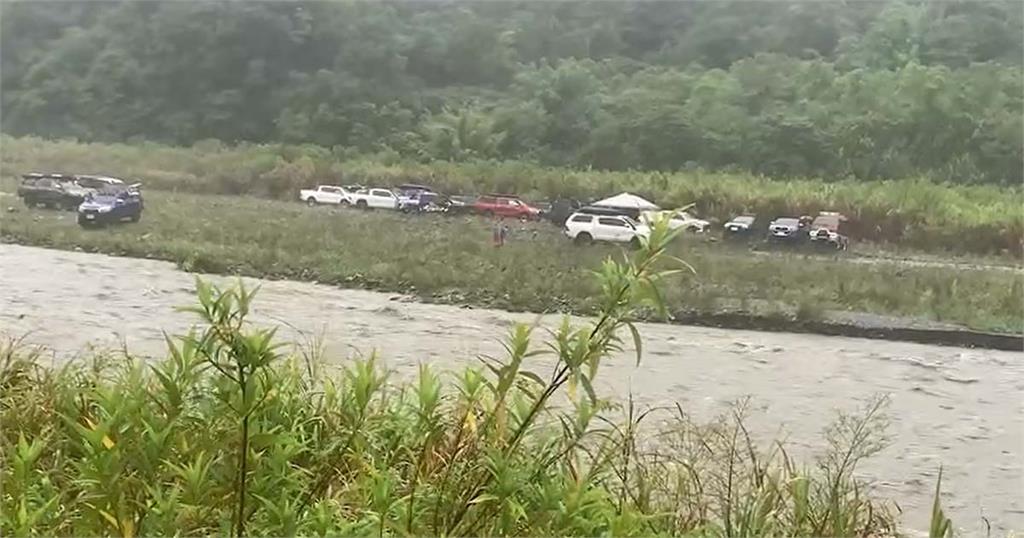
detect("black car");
top-left (542, 198), bottom-right (583, 226)
top-left (17, 173), bottom-right (88, 210)
top-left (77, 187), bottom-right (144, 227)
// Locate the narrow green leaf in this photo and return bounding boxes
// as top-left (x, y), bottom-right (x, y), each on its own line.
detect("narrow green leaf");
top-left (626, 322), bottom-right (643, 367)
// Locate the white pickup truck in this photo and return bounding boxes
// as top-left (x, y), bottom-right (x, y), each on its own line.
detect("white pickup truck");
top-left (347, 188), bottom-right (399, 210)
top-left (299, 185), bottom-right (352, 206)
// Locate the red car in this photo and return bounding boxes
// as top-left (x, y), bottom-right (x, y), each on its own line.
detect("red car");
top-left (472, 194), bottom-right (541, 220)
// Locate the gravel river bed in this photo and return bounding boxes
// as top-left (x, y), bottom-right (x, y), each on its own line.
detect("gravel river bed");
top-left (1, 244), bottom-right (1021, 534)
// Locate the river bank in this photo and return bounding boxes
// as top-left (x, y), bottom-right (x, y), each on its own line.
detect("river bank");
top-left (1, 243), bottom-right (1021, 534)
top-left (2, 190), bottom-right (1021, 340)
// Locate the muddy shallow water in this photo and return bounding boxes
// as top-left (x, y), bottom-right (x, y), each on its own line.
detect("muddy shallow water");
top-left (1, 244), bottom-right (1021, 534)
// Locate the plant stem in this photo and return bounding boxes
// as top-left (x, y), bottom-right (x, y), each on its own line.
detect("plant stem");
top-left (236, 369), bottom-right (250, 538)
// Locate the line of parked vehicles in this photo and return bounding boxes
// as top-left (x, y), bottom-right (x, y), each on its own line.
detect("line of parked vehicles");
top-left (299, 183), bottom-right (851, 251)
top-left (299, 183), bottom-right (541, 219)
top-left (13, 172), bottom-right (849, 251)
top-left (16, 172), bottom-right (144, 227)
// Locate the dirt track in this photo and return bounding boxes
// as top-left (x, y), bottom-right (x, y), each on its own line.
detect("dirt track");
top-left (1, 244), bottom-right (1021, 534)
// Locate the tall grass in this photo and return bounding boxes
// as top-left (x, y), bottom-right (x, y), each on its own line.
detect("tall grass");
top-left (2, 135), bottom-right (1020, 256)
top-left (1, 227), bottom-right (911, 536)
top-left (2, 190), bottom-right (1020, 332)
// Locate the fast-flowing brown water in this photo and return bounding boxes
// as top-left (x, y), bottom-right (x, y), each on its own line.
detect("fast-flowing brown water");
top-left (1, 244), bottom-right (1021, 534)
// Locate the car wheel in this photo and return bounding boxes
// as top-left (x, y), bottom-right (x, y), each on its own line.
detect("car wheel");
top-left (483, 210), bottom-right (494, 218)
top-left (630, 237), bottom-right (642, 250)
top-left (306, 197), bottom-right (317, 207)
top-left (130, 212), bottom-right (141, 223)
top-left (574, 232), bottom-right (592, 245)
top-left (356, 200), bottom-right (368, 210)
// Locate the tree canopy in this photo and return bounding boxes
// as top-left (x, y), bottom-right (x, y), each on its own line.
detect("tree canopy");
top-left (2, 0), bottom-right (1021, 184)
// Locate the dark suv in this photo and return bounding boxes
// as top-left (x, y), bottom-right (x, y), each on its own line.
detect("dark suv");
top-left (77, 187), bottom-right (144, 227)
top-left (17, 173), bottom-right (89, 210)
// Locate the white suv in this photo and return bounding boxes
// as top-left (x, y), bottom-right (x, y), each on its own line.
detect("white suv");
top-left (564, 212), bottom-right (651, 246)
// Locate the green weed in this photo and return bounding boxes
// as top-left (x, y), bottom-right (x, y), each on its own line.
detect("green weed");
top-left (1, 222), bottom-right (907, 536)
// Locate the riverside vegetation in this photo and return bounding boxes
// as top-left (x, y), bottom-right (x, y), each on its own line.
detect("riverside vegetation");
top-left (0, 224), bottom-right (956, 536)
top-left (2, 135), bottom-right (1022, 257)
top-left (2, 189), bottom-right (1020, 334)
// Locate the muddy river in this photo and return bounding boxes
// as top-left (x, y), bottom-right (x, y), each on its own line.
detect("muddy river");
top-left (1, 244), bottom-right (1021, 534)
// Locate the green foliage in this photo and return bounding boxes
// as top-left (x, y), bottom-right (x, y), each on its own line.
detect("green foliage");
top-left (0, 230), bottom-right (905, 536)
top-left (929, 467), bottom-right (954, 538)
top-left (1, 1), bottom-right (1021, 183)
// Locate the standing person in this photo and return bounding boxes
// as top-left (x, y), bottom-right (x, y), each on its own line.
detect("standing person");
top-left (492, 216), bottom-right (504, 247)
top-left (500, 220), bottom-right (510, 245)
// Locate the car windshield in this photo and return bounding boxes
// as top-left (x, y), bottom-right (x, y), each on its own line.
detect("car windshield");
top-left (775, 218), bottom-right (799, 227)
top-left (734, 216), bottom-right (755, 225)
top-left (623, 216), bottom-right (641, 227)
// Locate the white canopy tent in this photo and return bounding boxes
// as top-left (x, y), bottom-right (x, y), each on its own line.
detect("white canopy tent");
top-left (591, 192), bottom-right (660, 211)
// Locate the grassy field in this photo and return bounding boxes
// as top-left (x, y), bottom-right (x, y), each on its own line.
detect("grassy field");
top-left (2, 189), bottom-right (1020, 333)
top-left (0, 243), bottom-right (918, 536)
top-left (2, 135), bottom-right (1021, 256)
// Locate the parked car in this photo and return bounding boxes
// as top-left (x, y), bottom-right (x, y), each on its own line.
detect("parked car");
top-left (541, 198), bottom-right (583, 226)
top-left (807, 212), bottom-right (849, 250)
top-left (77, 188), bottom-right (144, 227)
top-left (74, 175), bottom-right (126, 190)
top-left (300, 185), bottom-right (355, 206)
top-left (723, 215), bottom-right (759, 239)
top-left (564, 212), bottom-right (651, 246)
top-left (17, 173), bottom-right (89, 210)
top-left (445, 195), bottom-right (476, 216)
top-left (398, 190), bottom-right (442, 213)
top-left (396, 185), bottom-right (438, 211)
top-left (768, 216), bottom-right (809, 243)
top-left (348, 188), bottom-right (399, 210)
top-left (640, 209), bottom-right (710, 233)
top-left (472, 194), bottom-right (541, 220)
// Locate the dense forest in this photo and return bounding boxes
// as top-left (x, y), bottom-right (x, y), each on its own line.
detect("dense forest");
top-left (2, 1), bottom-right (1022, 184)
